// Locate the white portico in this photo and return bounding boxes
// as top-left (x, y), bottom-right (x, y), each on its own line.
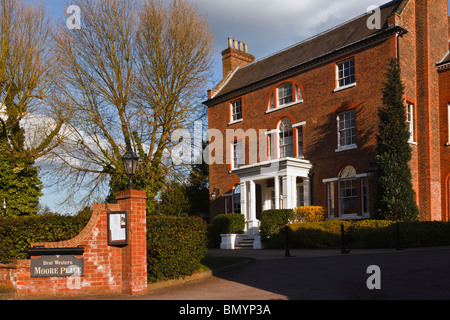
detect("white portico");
top-left (231, 157), bottom-right (313, 235)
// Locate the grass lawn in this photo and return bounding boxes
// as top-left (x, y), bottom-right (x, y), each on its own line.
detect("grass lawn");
top-left (198, 255), bottom-right (252, 272)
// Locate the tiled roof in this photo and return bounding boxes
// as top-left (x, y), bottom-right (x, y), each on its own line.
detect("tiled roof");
top-left (207, 0), bottom-right (406, 104)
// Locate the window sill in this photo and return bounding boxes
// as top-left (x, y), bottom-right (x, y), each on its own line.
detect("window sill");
top-left (228, 118), bottom-right (243, 126)
top-left (445, 142), bottom-right (450, 146)
top-left (265, 100), bottom-right (303, 114)
top-left (333, 82), bottom-right (356, 93)
top-left (335, 144), bottom-right (357, 152)
top-left (408, 140), bottom-right (417, 145)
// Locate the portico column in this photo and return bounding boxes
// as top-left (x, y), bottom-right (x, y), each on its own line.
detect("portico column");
top-left (274, 176), bottom-right (280, 209)
top-left (303, 177), bottom-right (311, 206)
top-left (282, 176), bottom-right (293, 209)
top-left (248, 180), bottom-right (257, 233)
top-left (290, 176), bottom-right (297, 209)
top-left (240, 181), bottom-right (247, 223)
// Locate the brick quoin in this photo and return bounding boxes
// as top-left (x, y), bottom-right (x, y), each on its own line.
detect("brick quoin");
top-left (0, 190), bottom-right (147, 298)
top-left (205, 0), bottom-right (450, 222)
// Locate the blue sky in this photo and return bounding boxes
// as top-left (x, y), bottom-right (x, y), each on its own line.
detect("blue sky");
top-left (23, 0), bottom-right (450, 212)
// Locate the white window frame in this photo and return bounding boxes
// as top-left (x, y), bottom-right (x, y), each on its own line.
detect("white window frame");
top-left (361, 177), bottom-right (369, 215)
top-left (327, 182), bottom-right (335, 218)
top-left (279, 118), bottom-right (294, 158)
top-left (232, 139), bottom-right (243, 169)
top-left (231, 99), bottom-right (242, 122)
top-left (293, 121), bottom-right (306, 158)
top-left (337, 58), bottom-right (355, 88)
top-left (277, 83), bottom-right (293, 107)
top-left (407, 103), bottom-right (414, 143)
top-left (266, 83), bottom-right (304, 113)
top-left (339, 178), bottom-right (357, 216)
top-left (336, 110), bottom-right (356, 151)
top-left (232, 184), bottom-right (241, 213)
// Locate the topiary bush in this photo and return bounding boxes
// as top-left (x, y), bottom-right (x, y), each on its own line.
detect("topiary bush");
top-left (0, 215), bottom-right (89, 263)
top-left (259, 209), bottom-right (295, 241)
top-left (146, 215), bottom-right (207, 283)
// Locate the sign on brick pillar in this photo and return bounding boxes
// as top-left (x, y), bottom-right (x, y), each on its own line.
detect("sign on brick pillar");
top-left (116, 190), bottom-right (147, 295)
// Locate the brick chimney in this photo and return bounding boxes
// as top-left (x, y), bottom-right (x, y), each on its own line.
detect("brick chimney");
top-left (221, 37), bottom-right (255, 77)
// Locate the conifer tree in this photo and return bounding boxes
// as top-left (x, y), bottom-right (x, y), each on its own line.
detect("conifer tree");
top-left (374, 58), bottom-right (419, 221)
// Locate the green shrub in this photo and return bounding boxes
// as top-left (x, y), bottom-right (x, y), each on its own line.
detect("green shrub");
top-left (263, 219), bottom-right (450, 249)
top-left (259, 209), bottom-right (295, 240)
top-left (146, 215), bottom-right (207, 283)
top-left (212, 213), bottom-right (245, 234)
top-left (207, 213), bottom-right (245, 248)
top-left (0, 215), bottom-right (89, 263)
top-left (353, 220), bottom-right (450, 248)
top-left (294, 206), bottom-right (327, 222)
top-left (264, 220), bottom-right (352, 249)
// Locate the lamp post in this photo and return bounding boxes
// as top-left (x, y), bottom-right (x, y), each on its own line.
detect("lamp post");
top-left (3, 199), bottom-right (6, 218)
top-left (122, 148), bottom-right (139, 190)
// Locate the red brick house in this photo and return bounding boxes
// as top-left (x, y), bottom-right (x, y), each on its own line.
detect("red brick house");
top-left (204, 0), bottom-right (450, 234)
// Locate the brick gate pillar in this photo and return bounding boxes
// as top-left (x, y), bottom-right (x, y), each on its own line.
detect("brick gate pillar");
top-left (116, 190), bottom-right (147, 295)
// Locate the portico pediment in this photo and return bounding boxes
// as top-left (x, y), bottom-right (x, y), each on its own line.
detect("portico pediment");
top-left (231, 157), bottom-right (313, 181)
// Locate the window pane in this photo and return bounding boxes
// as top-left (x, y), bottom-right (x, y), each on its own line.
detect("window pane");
top-left (327, 182), bottom-right (335, 217)
top-left (231, 100), bottom-right (242, 121)
top-left (278, 83), bottom-right (293, 106)
top-left (338, 110), bottom-right (356, 147)
top-left (339, 178), bottom-right (357, 215)
top-left (279, 117), bottom-right (293, 158)
top-left (297, 126), bottom-right (303, 157)
top-left (337, 58), bottom-right (355, 87)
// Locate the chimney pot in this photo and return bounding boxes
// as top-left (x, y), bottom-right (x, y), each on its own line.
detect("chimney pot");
top-left (228, 37), bottom-right (233, 48)
top-left (221, 38), bottom-right (255, 77)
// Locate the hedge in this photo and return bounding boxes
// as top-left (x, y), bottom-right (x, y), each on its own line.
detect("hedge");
top-left (212, 213), bottom-right (245, 234)
top-left (264, 219), bottom-right (450, 249)
top-left (0, 215), bottom-right (89, 263)
top-left (259, 209), bottom-right (295, 240)
top-left (146, 215), bottom-right (207, 283)
top-left (294, 206), bottom-right (327, 222)
top-left (207, 213), bottom-right (245, 248)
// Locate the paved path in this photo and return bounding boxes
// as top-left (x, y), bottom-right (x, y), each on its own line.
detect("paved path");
top-left (138, 247), bottom-right (450, 300)
top-left (13, 247), bottom-right (450, 301)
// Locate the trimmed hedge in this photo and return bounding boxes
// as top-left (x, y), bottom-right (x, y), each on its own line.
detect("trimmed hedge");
top-left (146, 215), bottom-right (207, 283)
top-left (264, 219), bottom-right (450, 249)
top-left (0, 215), bottom-right (89, 263)
top-left (294, 206), bottom-right (327, 222)
top-left (259, 209), bottom-right (295, 240)
top-left (213, 213), bottom-right (245, 234)
top-left (207, 213), bottom-right (245, 248)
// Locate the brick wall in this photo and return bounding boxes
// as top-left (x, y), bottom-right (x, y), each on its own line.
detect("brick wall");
top-left (207, 0), bottom-right (450, 222)
top-left (208, 38), bottom-right (396, 219)
top-left (0, 190), bottom-right (147, 297)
